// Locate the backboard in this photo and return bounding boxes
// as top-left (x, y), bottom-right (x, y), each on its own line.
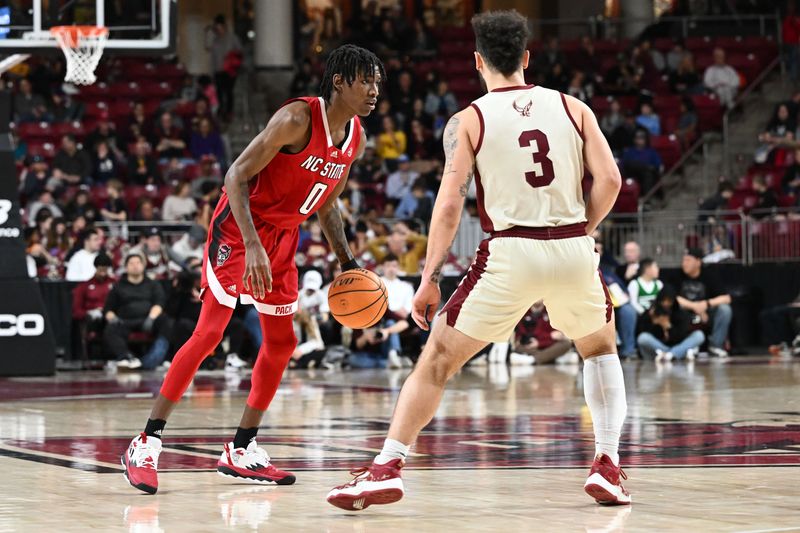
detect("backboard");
top-left (0, 0), bottom-right (176, 53)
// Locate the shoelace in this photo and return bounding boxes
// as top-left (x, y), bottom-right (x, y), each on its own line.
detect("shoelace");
top-left (335, 466), bottom-right (370, 489)
top-left (134, 433), bottom-right (158, 470)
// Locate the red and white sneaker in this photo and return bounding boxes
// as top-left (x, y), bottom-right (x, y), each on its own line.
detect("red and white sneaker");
top-left (217, 441), bottom-right (296, 485)
top-left (121, 432), bottom-right (161, 495)
top-left (584, 454), bottom-right (632, 505)
top-left (327, 459), bottom-right (405, 511)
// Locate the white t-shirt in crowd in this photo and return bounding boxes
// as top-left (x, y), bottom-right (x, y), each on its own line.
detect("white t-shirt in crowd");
top-left (65, 249), bottom-right (98, 282)
top-left (382, 276), bottom-right (414, 317)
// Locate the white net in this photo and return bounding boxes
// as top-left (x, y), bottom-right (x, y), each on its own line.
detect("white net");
top-left (51, 26), bottom-right (108, 85)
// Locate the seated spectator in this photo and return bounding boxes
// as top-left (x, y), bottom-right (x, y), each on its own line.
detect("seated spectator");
top-left (129, 227), bottom-right (173, 280)
top-left (191, 154), bottom-right (223, 197)
top-left (534, 36), bottom-right (566, 74)
top-left (637, 290), bottom-right (705, 361)
top-left (510, 302), bottom-right (575, 364)
top-left (698, 180), bottom-right (735, 220)
top-left (665, 41), bottom-right (686, 73)
top-left (406, 19), bottom-right (437, 58)
top-left (92, 140), bottom-right (121, 184)
top-left (367, 222), bottom-right (427, 275)
top-left (287, 271), bottom-right (328, 369)
top-left (391, 71), bottom-right (416, 126)
top-left (103, 251), bottom-right (173, 370)
top-left (134, 198), bottom-right (159, 223)
top-left (45, 217), bottom-right (73, 261)
top-left (376, 115), bottom-right (407, 168)
top-left (50, 87), bottom-right (83, 123)
top-left (190, 97), bottom-right (217, 133)
top-left (127, 136), bottom-right (160, 186)
top-left (703, 47), bottom-right (739, 109)
top-left (190, 117), bottom-right (226, 164)
top-left (385, 155), bottom-right (419, 202)
top-left (751, 174), bottom-right (779, 218)
top-left (760, 288), bottom-right (800, 356)
top-left (72, 253), bottom-right (114, 350)
top-left (408, 97), bottom-right (433, 130)
top-left (594, 235), bottom-right (637, 359)
top-left (782, 148), bottom-right (800, 197)
top-left (566, 70), bottom-right (591, 103)
top-left (622, 129), bottom-right (663, 195)
top-left (573, 35), bottom-right (598, 75)
top-left (170, 224), bottom-right (206, 265)
top-left (627, 258), bottom-right (663, 315)
top-left (19, 155), bottom-right (53, 200)
top-left (396, 178), bottom-right (433, 221)
top-left (65, 227), bottom-right (103, 282)
top-left (407, 118), bottom-right (437, 161)
top-left (755, 103), bottom-right (795, 164)
top-left (290, 59), bottom-right (320, 97)
top-left (350, 140), bottom-right (385, 185)
top-left (52, 134), bottom-right (92, 186)
top-left (64, 190), bottom-right (98, 224)
top-left (636, 102), bottom-right (661, 136)
top-left (380, 254), bottom-right (414, 368)
top-left (609, 111), bottom-right (638, 154)
top-left (153, 111), bottom-right (187, 160)
top-left (85, 115), bottom-right (122, 157)
top-left (600, 99), bottom-right (624, 138)
top-left (124, 102), bottom-right (151, 145)
top-left (544, 62), bottom-right (569, 92)
top-left (27, 190), bottom-right (63, 222)
top-left (675, 97), bottom-right (698, 147)
top-left (676, 247), bottom-right (732, 357)
top-left (615, 240), bottom-right (641, 284)
top-left (297, 220), bottom-right (330, 266)
top-left (424, 80), bottom-right (458, 118)
top-left (13, 78), bottom-right (50, 123)
top-left (162, 181), bottom-right (198, 222)
top-left (100, 179), bottom-right (128, 223)
top-left (670, 52), bottom-right (703, 94)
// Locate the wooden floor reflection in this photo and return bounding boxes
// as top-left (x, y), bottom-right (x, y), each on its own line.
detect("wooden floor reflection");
top-left (2, 357), bottom-right (800, 531)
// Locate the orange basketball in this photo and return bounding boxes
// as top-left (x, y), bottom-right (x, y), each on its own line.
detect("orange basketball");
top-left (327, 268), bottom-right (388, 329)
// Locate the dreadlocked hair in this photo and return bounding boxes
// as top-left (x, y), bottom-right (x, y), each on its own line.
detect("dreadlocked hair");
top-left (319, 44), bottom-right (386, 101)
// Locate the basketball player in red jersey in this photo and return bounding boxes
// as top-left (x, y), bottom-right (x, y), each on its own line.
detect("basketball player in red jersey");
top-left (122, 45), bottom-right (384, 494)
top-left (329, 12), bottom-right (630, 510)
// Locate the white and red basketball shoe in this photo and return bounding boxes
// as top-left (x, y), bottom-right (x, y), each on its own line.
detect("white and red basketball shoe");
top-left (326, 459), bottom-right (405, 511)
top-left (121, 432), bottom-right (161, 495)
top-left (584, 454), bottom-right (632, 505)
top-left (217, 441), bottom-right (296, 485)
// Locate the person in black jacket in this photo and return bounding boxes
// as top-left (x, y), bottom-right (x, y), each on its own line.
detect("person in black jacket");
top-left (636, 289), bottom-right (706, 362)
top-left (103, 251), bottom-right (173, 370)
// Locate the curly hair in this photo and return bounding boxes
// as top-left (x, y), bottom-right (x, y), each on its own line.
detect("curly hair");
top-left (471, 10), bottom-right (530, 76)
top-left (319, 44), bottom-right (386, 101)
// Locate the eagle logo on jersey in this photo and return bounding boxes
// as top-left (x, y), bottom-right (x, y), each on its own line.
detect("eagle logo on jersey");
top-left (513, 99), bottom-right (532, 117)
top-left (217, 244), bottom-right (231, 267)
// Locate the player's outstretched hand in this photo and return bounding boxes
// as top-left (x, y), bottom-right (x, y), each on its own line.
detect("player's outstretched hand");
top-left (243, 242), bottom-right (272, 299)
top-left (412, 279), bottom-right (441, 331)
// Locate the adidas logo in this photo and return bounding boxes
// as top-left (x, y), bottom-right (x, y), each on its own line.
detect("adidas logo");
top-left (352, 497), bottom-right (365, 510)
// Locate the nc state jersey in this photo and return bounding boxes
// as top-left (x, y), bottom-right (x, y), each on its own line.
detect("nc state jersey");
top-left (229, 96), bottom-right (362, 229)
top-left (470, 85), bottom-right (586, 232)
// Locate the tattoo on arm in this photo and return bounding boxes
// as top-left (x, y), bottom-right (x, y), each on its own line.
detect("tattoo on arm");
top-left (458, 165), bottom-right (475, 198)
top-left (428, 236), bottom-right (456, 284)
top-left (319, 204), bottom-right (353, 264)
top-left (443, 116), bottom-right (460, 175)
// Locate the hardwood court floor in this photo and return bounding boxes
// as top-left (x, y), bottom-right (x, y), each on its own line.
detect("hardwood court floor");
top-left (1, 357), bottom-right (800, 532)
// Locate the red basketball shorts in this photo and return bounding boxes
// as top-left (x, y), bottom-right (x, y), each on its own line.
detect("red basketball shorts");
top-left (201, 197), bottom-right (299, 316)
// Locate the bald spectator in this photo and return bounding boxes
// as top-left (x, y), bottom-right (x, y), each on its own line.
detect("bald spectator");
top-left (703, 47), bottom-right (739, 109)
top-left (616, 241), bottom-right (641, 284)
top-left (52, 134), bottom-right (92, 186)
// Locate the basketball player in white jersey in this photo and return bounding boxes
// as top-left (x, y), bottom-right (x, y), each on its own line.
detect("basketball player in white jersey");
top-left (328, 10), bottom-right (629, 510)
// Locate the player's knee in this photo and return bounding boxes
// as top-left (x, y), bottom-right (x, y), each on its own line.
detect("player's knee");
top-left (191, 326), bottom-right (225, 353)
top-left (419, 341), bottom-right (461, 386)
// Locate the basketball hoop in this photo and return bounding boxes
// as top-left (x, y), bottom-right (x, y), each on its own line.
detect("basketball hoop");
top-left (50, 26), bottom-right (108, 85)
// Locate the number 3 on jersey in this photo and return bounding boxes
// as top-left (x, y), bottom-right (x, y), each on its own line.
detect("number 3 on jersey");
top-left (299, 182), bottom-right (329, 215)
top-left (518, 129), bottom-right (555, 188)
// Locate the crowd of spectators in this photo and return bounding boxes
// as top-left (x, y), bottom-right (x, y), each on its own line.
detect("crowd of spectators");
top-left (8, 4), bottom-right (793, 370)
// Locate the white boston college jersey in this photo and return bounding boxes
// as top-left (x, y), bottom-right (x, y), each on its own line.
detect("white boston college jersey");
top-left (470, 84), bottom-right (586, 231)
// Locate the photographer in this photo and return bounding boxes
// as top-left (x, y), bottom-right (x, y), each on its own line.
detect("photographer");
top-left (637, 290), bottom-right (705, 362)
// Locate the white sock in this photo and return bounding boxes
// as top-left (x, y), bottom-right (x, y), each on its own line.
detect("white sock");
top-left (374, 438), bottom-right (410, 464)
top-left (583, 354), bottom-right (627, 466)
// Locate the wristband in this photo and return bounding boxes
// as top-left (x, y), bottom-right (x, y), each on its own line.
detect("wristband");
top-left (341, 258), bottom-right (360, 271)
